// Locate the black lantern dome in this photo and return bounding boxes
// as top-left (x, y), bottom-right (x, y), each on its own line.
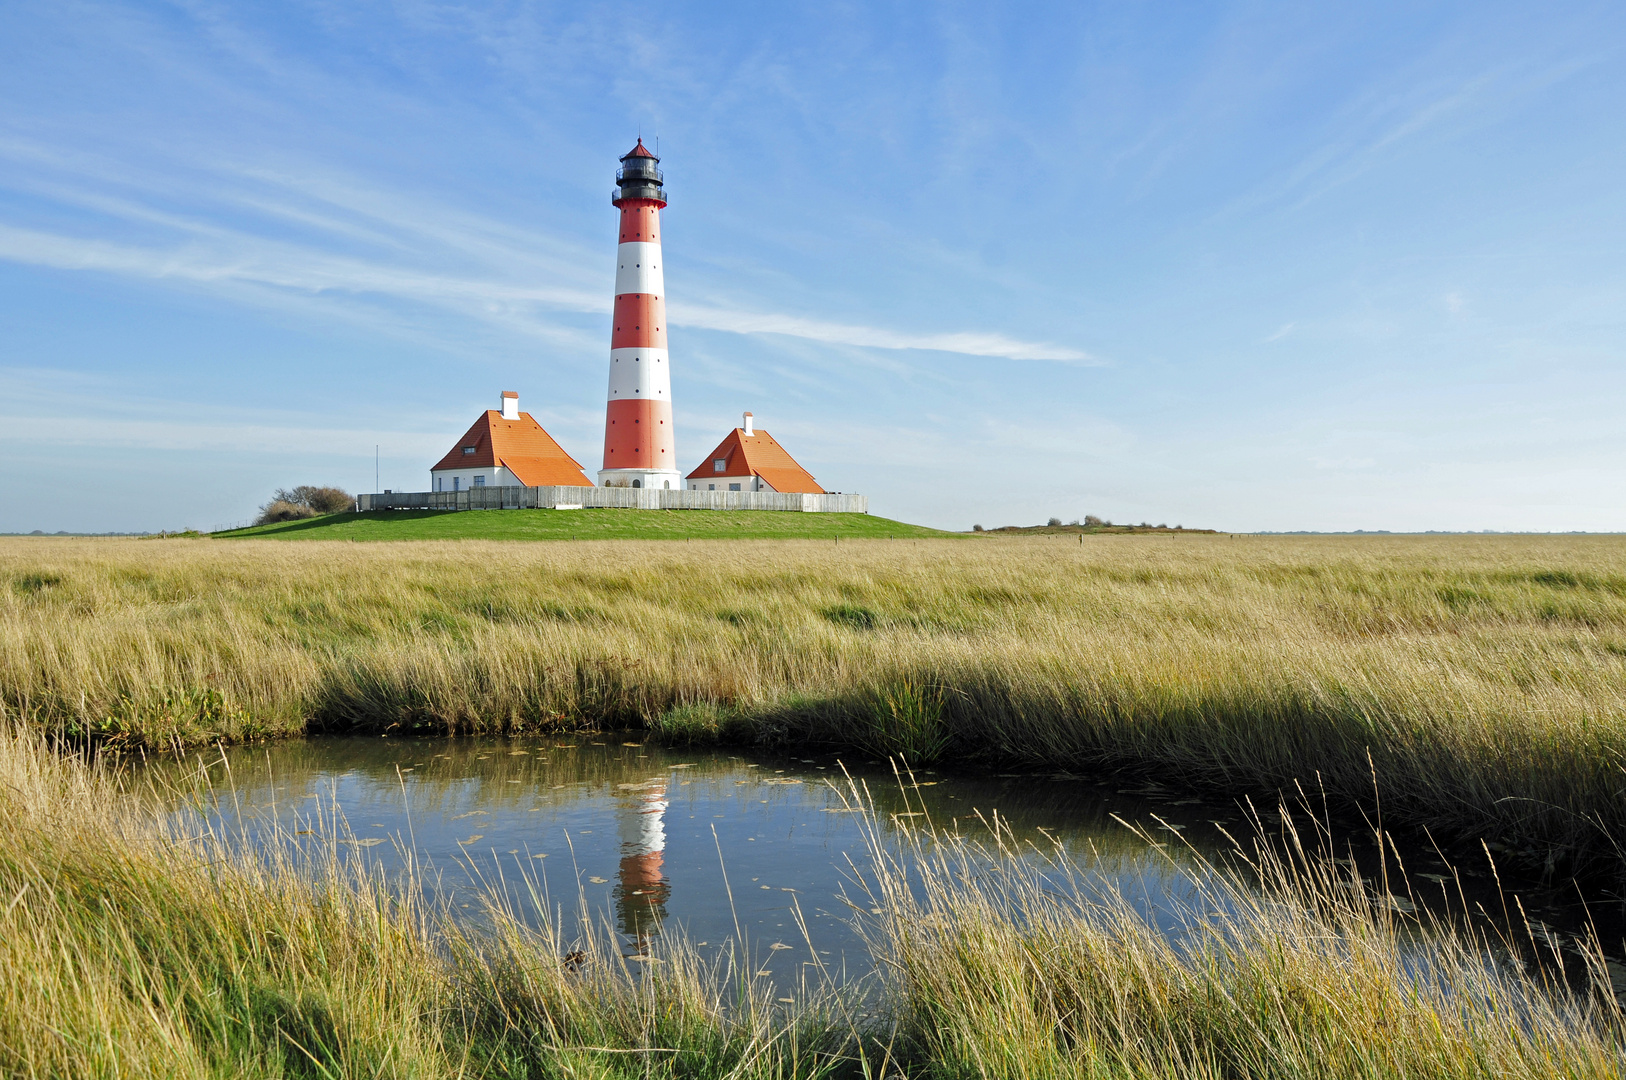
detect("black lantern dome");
top-left (613, 139), bottom-right (667, 207)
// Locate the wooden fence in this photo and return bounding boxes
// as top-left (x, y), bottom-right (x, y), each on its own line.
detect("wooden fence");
top-left (357, 486), bottom-right (867, 514)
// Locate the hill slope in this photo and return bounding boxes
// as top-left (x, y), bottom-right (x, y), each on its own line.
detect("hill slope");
top-left (212, 508), bottom-right (952, 541)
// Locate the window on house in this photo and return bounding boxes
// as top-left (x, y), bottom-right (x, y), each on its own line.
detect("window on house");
top-left (728, 483), bottom-right (741, 491)
top-left (462, 446), bottom-right (475, 455)
top-left (714, 459), bottom-right (726, 472)
top-left (473, 475), bottom-right (485, 487)
top-left (708, 484), bottom-right (715, 491)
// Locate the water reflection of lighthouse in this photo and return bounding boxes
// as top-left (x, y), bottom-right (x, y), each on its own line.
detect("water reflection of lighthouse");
top-left (613, 777), bottom-right (672, 945)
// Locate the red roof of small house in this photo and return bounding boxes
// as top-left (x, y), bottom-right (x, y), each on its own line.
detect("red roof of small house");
top-left (431, 411), bottom-right (592, 486)
top-left (622, 138), bottom-right (656, 159)
top-left (685, 427), bottom-right (823, 493)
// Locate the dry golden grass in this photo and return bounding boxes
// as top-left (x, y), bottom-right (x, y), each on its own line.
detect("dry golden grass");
top-left (4, 533), bottom-right (1626, 876)
top-left (0, 726), bottom-right (850, 1078)
top-left (849, 777), bottom-right (1626, 1079)
top-left (1, 726), bottom-right (1621, 1078)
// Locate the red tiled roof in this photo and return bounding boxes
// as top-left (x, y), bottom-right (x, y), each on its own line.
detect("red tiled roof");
top-left (431, 411), bottom-right (592, 486)
top-left (684, 427), bottom-right (822, 493)
top-left (622, 138), bottom-right (656, 159)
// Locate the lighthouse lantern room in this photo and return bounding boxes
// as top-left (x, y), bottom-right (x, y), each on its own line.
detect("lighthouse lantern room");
top-left (598, 140), bottom-right (682, 490)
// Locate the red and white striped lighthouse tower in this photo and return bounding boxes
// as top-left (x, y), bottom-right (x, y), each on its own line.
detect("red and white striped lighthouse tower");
top-left (599, 139), bottom-right (680, 490)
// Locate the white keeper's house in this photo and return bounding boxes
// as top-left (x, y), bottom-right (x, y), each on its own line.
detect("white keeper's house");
top-left (685, 413), bottom-right (824, 494)
top-left (430, 391), bottom-right (593, 492)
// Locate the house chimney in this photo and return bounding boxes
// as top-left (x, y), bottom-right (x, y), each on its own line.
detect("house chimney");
top-left (742, 411), bottom-right (754, 436)
top-left (501, 391), bottom-right (519, 420)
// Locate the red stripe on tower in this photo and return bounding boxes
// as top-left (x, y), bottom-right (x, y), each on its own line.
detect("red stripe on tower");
top-left (599, 139), bottom-right (680, 491)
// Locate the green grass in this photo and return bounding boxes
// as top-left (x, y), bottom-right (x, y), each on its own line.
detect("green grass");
top-left (213, 508), bottom-right (952, 541)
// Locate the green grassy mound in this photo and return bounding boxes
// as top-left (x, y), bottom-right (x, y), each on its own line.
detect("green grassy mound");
top-left (211, 508), bottom-right (952, 541)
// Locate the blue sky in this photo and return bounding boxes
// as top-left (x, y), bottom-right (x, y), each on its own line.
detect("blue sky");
top-left (2, 1), bottom-right (1623, 532)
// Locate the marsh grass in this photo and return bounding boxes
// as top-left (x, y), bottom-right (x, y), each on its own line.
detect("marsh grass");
top-left (4, 534), bottom-right (1626, 878)
top-left (1, 729), bottom-right (1622, 1077)
top-left (844, 773), bottom-right (1626, 1078)
top-left (0, 727), bottom-right (853, 1078)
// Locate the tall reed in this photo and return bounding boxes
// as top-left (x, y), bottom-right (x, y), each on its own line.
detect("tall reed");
top-left (1, 728), bottom-right (1621, 1076)
top-left (4, 534), bottom-right (1626, 877)
top-left (0, 726), bottom-right (850, 1078)
top-left (847, 775), bottom-right (1626, 1078)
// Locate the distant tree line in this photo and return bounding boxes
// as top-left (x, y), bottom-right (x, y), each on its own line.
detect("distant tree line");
top-left (256, 486), bottom-right (353, 525)
top-left (971, 515), bottom-right (1205, 534)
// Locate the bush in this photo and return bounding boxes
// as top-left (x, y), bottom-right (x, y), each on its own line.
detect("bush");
top-left (1047, 517), bottom-right (1063, 527)
top-left (255, 500), bottom-right (316, 525)
top-left (255, 486), bottom-right (353, 525)
top-left (1084, 515), bottom-right (1104, 527)
top-left (279, 486), bottom-right (353, 514)
top-left (972, 524), bottom-right (984, 532)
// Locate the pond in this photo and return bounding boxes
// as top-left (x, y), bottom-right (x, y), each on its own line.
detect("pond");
top-left (149, 735), bottom-right (1611, 987)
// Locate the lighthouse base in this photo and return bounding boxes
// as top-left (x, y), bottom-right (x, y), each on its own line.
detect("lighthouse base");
top-left (597, 468), bottom-right (683, 491)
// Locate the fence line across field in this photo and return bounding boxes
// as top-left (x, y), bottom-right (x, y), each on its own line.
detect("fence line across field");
top-left (357, 487), bottom-right (867, 514)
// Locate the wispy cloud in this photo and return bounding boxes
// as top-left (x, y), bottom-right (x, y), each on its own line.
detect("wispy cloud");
top-left (1221, 51), bottom-right (1603, 220)
top-left (0, 367), bottom-right (448, 457)
top-left (1263, 322), bottom-right (1295, 342)
top-left (669, 303), bottom-right (1096, 361)
top-left (0, 138), bottom-right (1090, 364)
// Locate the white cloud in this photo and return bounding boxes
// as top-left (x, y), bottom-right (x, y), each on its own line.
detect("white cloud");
top-left (0, 367), bottom-right (447, 457)
top-left (0, 137), bottom-right (1093, 364)
top-left (668, 303), bottom-right (1097, 362)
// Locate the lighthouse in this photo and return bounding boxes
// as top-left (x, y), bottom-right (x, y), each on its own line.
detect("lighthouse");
top-left (598, 139), bottom-right (681, 490)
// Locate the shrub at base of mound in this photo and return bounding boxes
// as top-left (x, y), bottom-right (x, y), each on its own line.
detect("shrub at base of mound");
top-left (254, 485), bottom-right (354, 525)
top-left (255, 500), bottom-right (317, 525)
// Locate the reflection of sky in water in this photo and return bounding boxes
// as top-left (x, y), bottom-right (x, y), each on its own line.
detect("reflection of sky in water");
top-left (148, 736), bottom-right (1609, 987)
top-left (150, 737), bottom-right (1231, 978)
